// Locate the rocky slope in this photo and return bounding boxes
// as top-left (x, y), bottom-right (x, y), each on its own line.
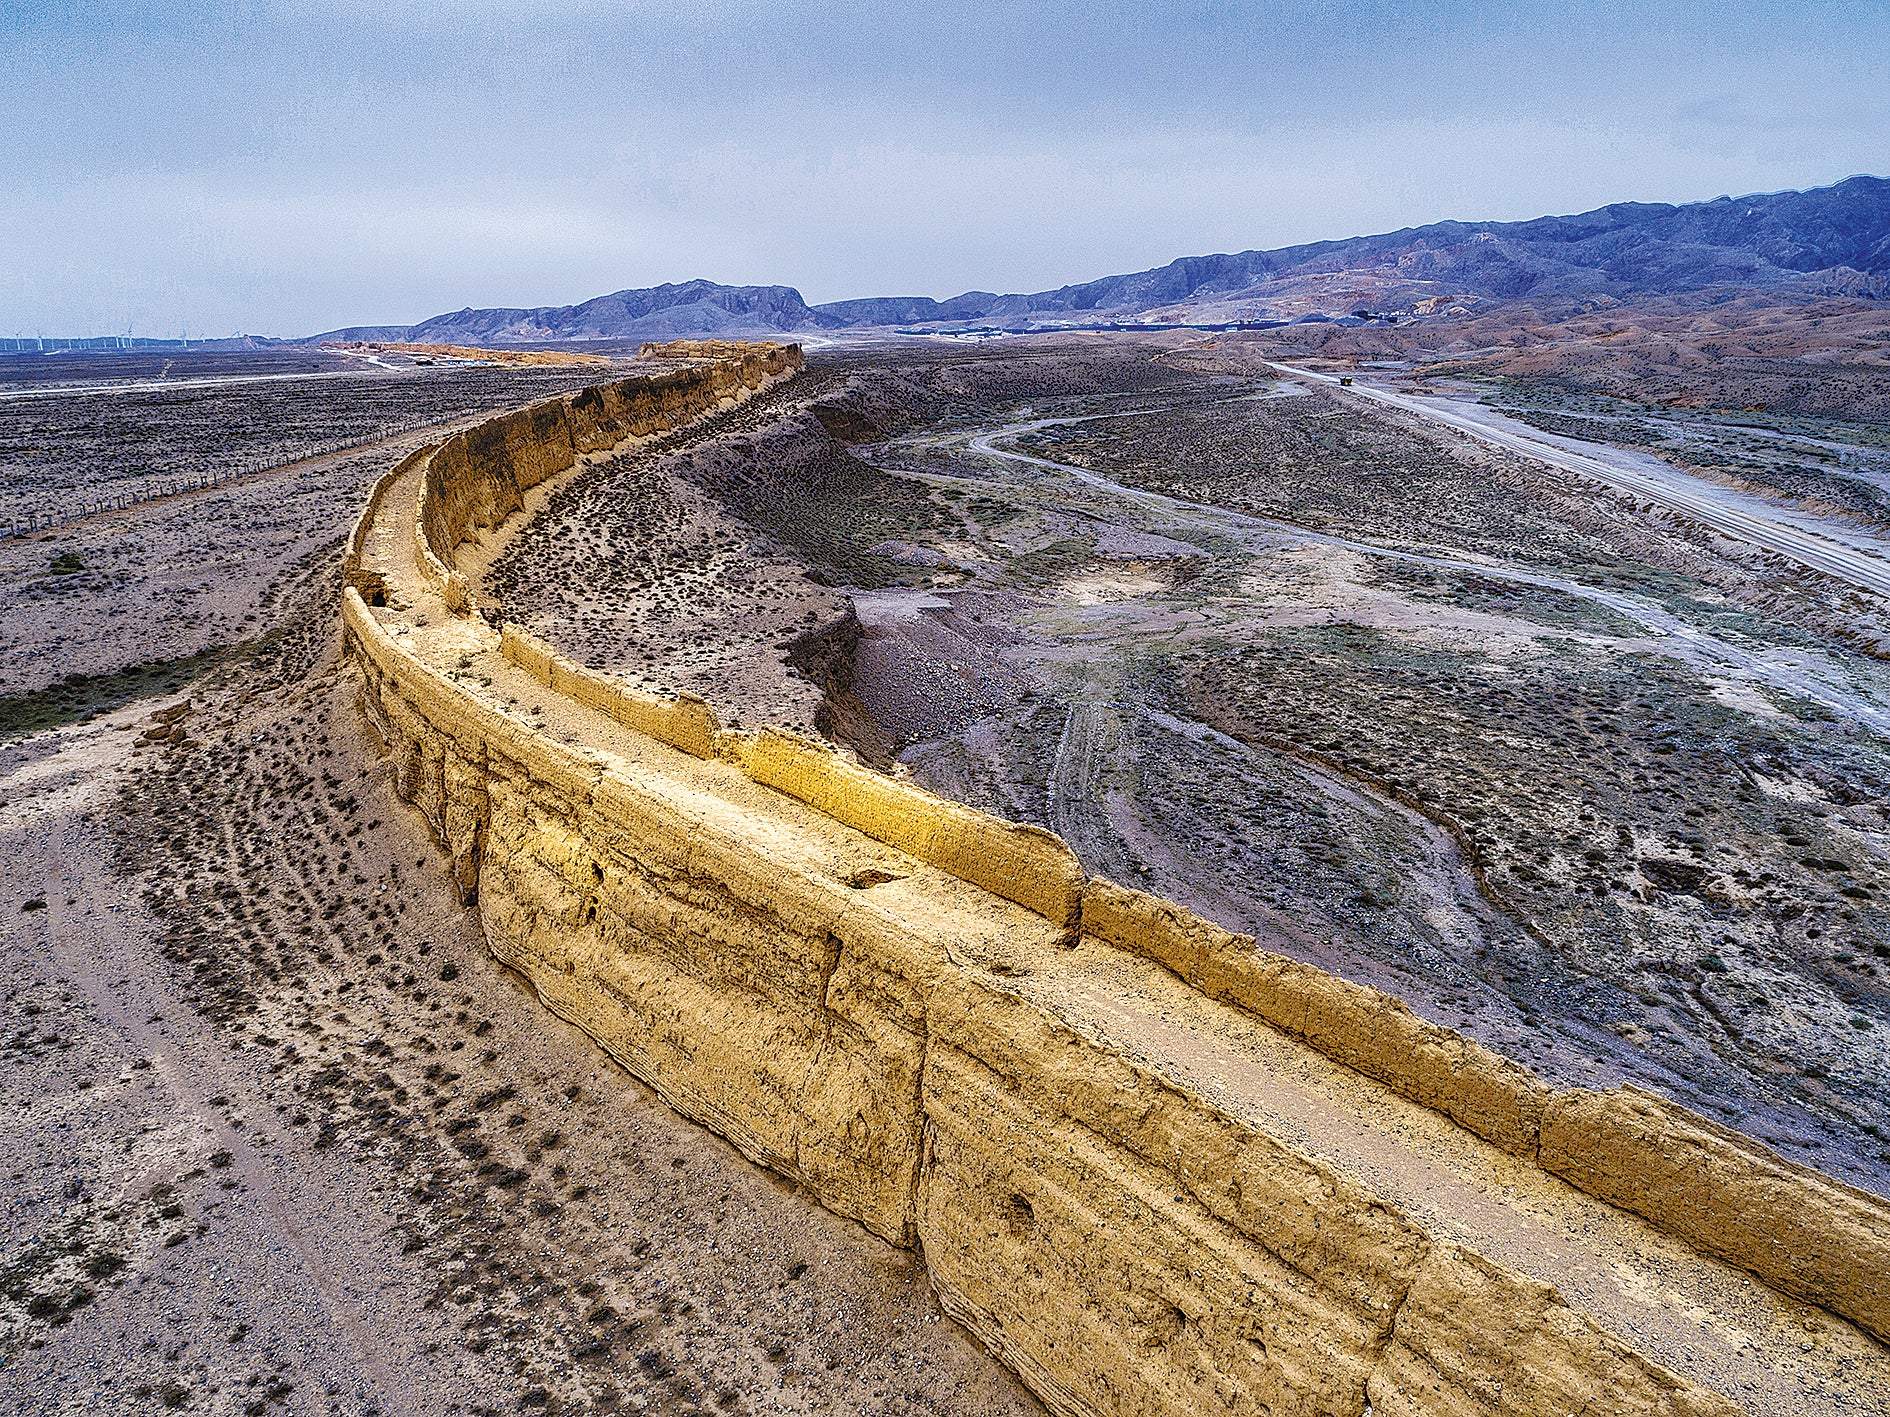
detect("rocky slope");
top-left (317, 281), bottom-right (826, 345)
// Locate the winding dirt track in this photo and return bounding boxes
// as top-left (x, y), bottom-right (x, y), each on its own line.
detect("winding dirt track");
top-left (962, 411), bottom-right (1890, 734)
top-left (0, 370), bottom-right (370, 401)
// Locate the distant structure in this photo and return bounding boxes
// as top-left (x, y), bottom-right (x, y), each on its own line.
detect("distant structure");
top-left (0, 334), bottom-right (234, 353)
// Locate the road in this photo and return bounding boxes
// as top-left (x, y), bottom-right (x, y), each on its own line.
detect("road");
top-left (1269, 362), bottom-right (1890, 602)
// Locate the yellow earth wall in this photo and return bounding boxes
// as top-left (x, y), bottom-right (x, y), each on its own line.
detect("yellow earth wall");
top-left (727, 727), bottom-right (1086, 929)
top-left (334, 346), bottom-right (1888, 1415)
top-left (1080, 876), bottom-right (1890, 1341)
top-left (418, 344), bottom-right (801, 577)
top-left (495, 623), bottom-right (1088, 926)
top-left (342, 584), bottom-right (1741, 1417)
top-left (500, 624), bottom-right (721, 761)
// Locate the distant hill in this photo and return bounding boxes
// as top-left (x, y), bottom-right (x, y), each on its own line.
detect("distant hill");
top-left (314, 281), bottom-right (826, 345)
top-left (308, 175), bottom-right (1890, 343)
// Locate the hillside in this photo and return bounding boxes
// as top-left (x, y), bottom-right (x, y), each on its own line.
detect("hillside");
top-left (912, 172), bottom-right (1890, 327)
top-left (308, 175), bottom-right (1890, 343)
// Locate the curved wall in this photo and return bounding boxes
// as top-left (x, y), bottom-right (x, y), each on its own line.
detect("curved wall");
top-left (340, 345), bottom-right (1889, 1417)
top-left (1083, 878), bottom-right (1890, 1344)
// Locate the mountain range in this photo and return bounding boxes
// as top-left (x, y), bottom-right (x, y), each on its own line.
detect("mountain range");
top-left (311, 175), bottom-right (1890, 344)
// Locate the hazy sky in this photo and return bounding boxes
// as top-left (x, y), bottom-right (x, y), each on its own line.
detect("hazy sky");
top-left (4, 0), bottom-right (1886, 337)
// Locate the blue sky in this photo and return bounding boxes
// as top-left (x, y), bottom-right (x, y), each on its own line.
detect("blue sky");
top-left (4, 0), bottom-right (1886, 337)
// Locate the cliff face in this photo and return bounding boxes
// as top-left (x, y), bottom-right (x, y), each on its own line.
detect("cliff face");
top-left (339, 344), bottom-right (1890, 1417)
top-left (1083, 878), bottom-right (1890, 1347)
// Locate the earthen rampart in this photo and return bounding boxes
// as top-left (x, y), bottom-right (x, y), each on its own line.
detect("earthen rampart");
top-left (339, 345), bottom-right (1890, 1416)
top-left (1082, 877), bottom-right (1890, 1341)
top-left (409, 342), bottom-right (799, 612)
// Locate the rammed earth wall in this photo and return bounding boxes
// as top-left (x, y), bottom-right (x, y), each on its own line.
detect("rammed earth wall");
top-left (1082, 879), bottom-right (1890, 1342)
top-left (341, 345), bottom-right (1890, 1417)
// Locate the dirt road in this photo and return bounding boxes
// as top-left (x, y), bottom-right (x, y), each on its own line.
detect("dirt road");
top-left (966, 409), bottom-right (1890, 733)
top-left (1270, 362), bottom-right (1890, 601)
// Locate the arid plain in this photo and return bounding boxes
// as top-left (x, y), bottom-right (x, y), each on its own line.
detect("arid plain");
top-left (3, 329), bottom-right (1887, 1416)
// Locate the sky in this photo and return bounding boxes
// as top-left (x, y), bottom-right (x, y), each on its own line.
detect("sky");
top-left (3, 0), bottom-right (1887, 338)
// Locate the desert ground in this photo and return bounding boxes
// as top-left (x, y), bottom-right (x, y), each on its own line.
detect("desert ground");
top-left (3, 333), bottom-right (1888, 1412)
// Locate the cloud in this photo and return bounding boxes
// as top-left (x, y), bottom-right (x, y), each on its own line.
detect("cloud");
top-left (3, 1), bottom-right (1886, 334)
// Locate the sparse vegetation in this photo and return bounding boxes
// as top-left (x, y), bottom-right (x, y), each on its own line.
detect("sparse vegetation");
top-left (5, 337), bottom-right (1886, 1415)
